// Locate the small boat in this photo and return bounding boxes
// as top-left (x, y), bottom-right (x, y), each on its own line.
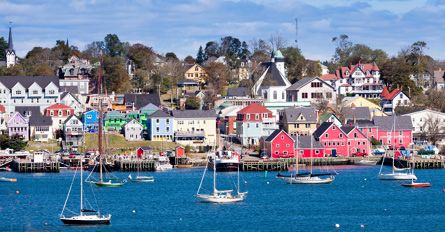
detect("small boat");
top-left (95, 180), bottom-right (125, 187)
top-left (284, 174), bottom-right (335, 184)
top-left (175, 164), bottom-right (193, 168)
top-left (155, 156), bottom-right (173, 171)
top-left (356, 159), bottom-right (378, 166)
top-left (401, 182), bottom-right (431, 188)
top-left (128, 174), bottom-right (154, 183)
top-left (379, 172), bottom-right (417, 180)
top-left (0, 177), bottom-right (17, 182)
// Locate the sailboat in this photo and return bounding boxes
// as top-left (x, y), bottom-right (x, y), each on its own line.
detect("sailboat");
top-left (280, 134), bottom-right (335, 184)
top-left (379, 115), bottom-right (417, 180)
top-left (60, 158), bottom-right (111, 225)
top-left (196, 151), bottom-right (247, 203)
top-left (128, 153), bottom-right (154, 183)
top-left (401, 152), bottom-right (431, 188)
top-left (87, 59), bottom-right (125, 187)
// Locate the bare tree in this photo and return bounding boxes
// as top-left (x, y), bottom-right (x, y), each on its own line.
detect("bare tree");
top-left (269, 33), bottom-right (288, 51)
top-left (422, 114), bottom-right (445, 145)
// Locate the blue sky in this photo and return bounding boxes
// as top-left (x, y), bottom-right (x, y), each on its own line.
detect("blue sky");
top-left (1, 0), bottom-right (445, 61)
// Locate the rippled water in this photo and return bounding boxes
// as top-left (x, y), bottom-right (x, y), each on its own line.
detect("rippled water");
top-left (0, 165), bottom-right (444, 231)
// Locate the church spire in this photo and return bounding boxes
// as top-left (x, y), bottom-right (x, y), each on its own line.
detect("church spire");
top-left (7, 22), bottom-right (14, 51)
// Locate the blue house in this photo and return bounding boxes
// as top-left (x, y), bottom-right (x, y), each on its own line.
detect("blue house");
top-left (147, 110), bottom-right (174, 141)
top-left (83, 110), bottom-right (99, 133)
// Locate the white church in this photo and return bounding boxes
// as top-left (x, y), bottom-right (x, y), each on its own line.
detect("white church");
top-left (2, 24), bottom-right (17, 68)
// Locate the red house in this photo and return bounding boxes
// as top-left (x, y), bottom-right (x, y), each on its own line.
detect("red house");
top-left (294, 135), bottom-right (325, 158)
top-left (175, 146), bottom-right (185, 157)
top-left (44, 103), bottom-right (74, 117)
top-left (260, 130), bottom-right (295, 159)
top-left (136, 146), bottom-right (151, 158)
top-left (341, 126), bottom-right (371, 155)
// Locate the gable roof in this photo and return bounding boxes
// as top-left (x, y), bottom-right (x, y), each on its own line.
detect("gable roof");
top-left (260, 63), bottom-right (288, 87)
top-left (140, 103), bottom-right (159, 111)
top-left (373, 116), bottom-right (413, 131)
top-left (149, 109), bottom-right (172, 118)
top-left (319, 113), bottom-right (340, 123)
top-left (61, 92), bottom-right (81, 104)
top-left (124, 93), bottom-right (161, 109)
top-left (227, 87), bottom-right (250, 97)
top-left (313, 122), bottom-right (333, 139)
top-left (238, 103), bottom-right (271, 114)
top-left (0, 76), bottom-right (59, 89)
top-left (345, 119), bottom-right (376, 128)
top-left (264, 130), bottom-right (292, 142)
top-left (60, 86), bottom-right (79, 95)
top-left (340, 125), bottom-right (355, 134)
top-left (45, 103), bottom-right (72, 111)
top-left (64, 115), bottom-right (82, 125)
top-left (286, 77), bottom-right (334, 91)
top-left (16, 106), bottom-right (52, 126)
top-left (381, 88), bottom-right (404, 100)
top-left (171, 110), bottom-right (217, 118)
top-left (342, 107), bottom-right (371, 121)
top-left (281, 107), bottom-right (317, 123)
top-left (320, 74), bottom-right (339, 81)
top-left (124, 119), bottom-right (143, 128)
top-left (295, 135), bottom-right (324, 149)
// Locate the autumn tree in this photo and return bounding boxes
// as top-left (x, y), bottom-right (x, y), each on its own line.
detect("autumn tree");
top-left (422, 114), bottom-right (445, 145)
top-left (204, 62), bottom-right (230, 94)
top-left (331, 34), bottom-right (353, 66)
top-left (127, 43), bottom-right (156, 71)
top-left (185, 96), bottom-right (201, 110)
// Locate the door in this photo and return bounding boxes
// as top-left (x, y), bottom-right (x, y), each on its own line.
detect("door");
top-left (332, 149), bottom-right (337, 157)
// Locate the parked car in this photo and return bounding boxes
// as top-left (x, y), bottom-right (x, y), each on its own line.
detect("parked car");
top-left (351, 152), bottom-right (367, 157)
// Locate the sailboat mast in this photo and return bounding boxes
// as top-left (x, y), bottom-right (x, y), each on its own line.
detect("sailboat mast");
top-left (98, 58), bottom-right (104, 182)
top-left (392, 115), bottom-right (395, 175)
top-left (80, 158), bottom-right (83, 216)
top-left (310, 134), bottom-right (313, 175)
top-left (213, 150), bottom-right (216, 193)
top-left (237, 158), bottom-right (240, 194)
top-left (296, 134), bottom-right (299, 174)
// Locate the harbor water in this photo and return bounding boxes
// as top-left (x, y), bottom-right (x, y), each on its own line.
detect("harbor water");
top-left (1, 166), bottom-right (445, 231)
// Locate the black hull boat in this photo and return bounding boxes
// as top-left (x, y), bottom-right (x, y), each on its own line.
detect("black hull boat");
top-left (208, 162), bottom-right (240, 172)
top-left (60, 215), bottom-right (111, 225)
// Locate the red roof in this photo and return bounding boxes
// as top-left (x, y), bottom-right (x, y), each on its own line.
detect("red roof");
top-left (338, 62), bottom-right (380, 78)
top-left (381, 87), bottom-right (402, 100)
top-left (45, 103), bottom-right (72, 110)
top-left (238, 103), bottom-right (271, 114)
top-left (320, 74), bottom-right (339, 81)
top-left (0, 104), bottom-right (5, 113)
top-left (340, 84), bottom-right (351, 87)
top-left (381, 86), bottom-right (390, 98)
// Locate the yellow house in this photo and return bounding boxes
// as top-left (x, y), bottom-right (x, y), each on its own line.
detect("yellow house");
top-left (342, 96), bottom-right (386, 117)
top-left (171, 110), bottom-right (216, 151)
top-left (184, 64), bottom-right (208, 83)
top-left (279, 107), bottom-right (318, 136)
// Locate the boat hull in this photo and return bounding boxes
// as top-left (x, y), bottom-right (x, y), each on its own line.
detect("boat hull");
top-left (379, 173), bottom-right (417, 180)
top-left (209, 162), bottom-right (240, 172)
top-left (356, 160), bottom-right (378, 166)
top-left (401, 182), bottom-right (431, 188)
top-left (0, 177), bottom-right (17, 182)
top-left (60, 215), bottom-right (111, 225)
top-left (175, 164), bottom-right (193, 168)
top-left (284, 176), bottom-right (335, 184)
top-left (94, 181), bottom-right (124, 187)
top-left (196, 194), bottom-right (245, 203)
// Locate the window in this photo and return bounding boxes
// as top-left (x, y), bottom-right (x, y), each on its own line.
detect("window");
top-left (273, 91), bottom-right (277, 100)
top-left (166, 119), bottom-right (170, 124)
top-left (305, 123), bottom-right (310, 128)
top-left (286, 144), bottom-right (290, 147)
top-left (302, 93), bottom-right (308, 99)
top-left (368, 128), bottom-right (372, 132)
top-left (333, 126), bottom-right (336, 130)
top-left (315, 150), bottom-right (319, 154)
top-left (354, 133), bottom-right (357, 138)
top-left (15, 90), bottom-right (21, 95)
top-left (32, 90), bottom-right (38, 95)
top-left (326, 92), bottom-right (332, 98)
top-left (50, 111), bottom-right (54, 116)
top-left (348, 141), bottom-right (351, 145)
top-left (156, 119), bottom-right (160, 124)
top-left (255, 114), bottom-right (259, 120)
top-left (246, 114), bottom-right (250, 120)
top-left (166, 127), bottom-right (170, 132)
top-left (339, 134), bottom-right (343, 138)
top-left (282, 92), bottom-right (285, 99)
top-left (276, 144), bottom-right (280, 148)
top-left (281, 135), bottom-right (284, 140)
top-left (178, 121), bottom-right (184, 125)
top-left (49, 90), bottom-right (55, 95)
top-left (58, 110), bottom-right (62, 116)
top-left (325, 134), bottom-right (328, 138)
top-left (256, 123), bottom-right (259, 128)
top-left (311, 82), bottom-right (322, 88)
top-left (156, 127), bottom-right (160, 132)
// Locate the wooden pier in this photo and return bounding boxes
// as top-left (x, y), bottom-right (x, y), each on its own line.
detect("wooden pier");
top-left (114, 160), bottom-right (155, 171)
top-left (11, 160), bottom-right (59, 173)
top-left (382, 157), bottom-right (445, 169)
top-left (241, 157), bottom-right (351, 172)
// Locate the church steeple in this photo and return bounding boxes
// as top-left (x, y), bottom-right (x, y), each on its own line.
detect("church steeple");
top-left (5, 22), bottom-right (16, 68)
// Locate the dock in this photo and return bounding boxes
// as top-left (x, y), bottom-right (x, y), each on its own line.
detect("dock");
top-left (114, 160), bottom-right (156, 171)
top-left (11, 160), bottom-right (59, 173)
top-left (382, 157), bottom-right (445, 169)
top-left (241, 157), bottom-right (353, 172)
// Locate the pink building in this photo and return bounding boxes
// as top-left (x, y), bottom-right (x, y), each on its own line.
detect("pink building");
top-left (374, 116), bottom-right (413, 149)
top-left (294, 135), bottom-right (325, 158)
top-left (260, 130), bottom-right (295, 159)
top-left (341, 126), bottom-right (371, 155)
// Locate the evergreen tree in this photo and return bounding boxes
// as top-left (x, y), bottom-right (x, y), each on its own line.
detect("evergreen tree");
top-left (196, 46), bottom-right (205, 64)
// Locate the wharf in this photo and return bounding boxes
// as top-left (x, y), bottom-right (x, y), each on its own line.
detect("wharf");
top-left (114, 160), bottom-right (156, 171)
top-left (11, 160), bottom-right (59, 173)
top-left (382, 157), bottom-right (445, 169)
top-left (241, 157), bottom-right (353, 172)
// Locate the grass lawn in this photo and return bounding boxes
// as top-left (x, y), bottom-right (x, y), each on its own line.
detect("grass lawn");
top-left (82, 133), bottom-right (178, 154)
top-left (26, 140), bottom-right (61, 153)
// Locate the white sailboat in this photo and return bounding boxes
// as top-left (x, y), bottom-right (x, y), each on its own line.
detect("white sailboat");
top-left (128, 153), bottom-right (154, 183)
top-left (60, 158), bottom-right (111, 225)
top-left (401, 151), bottom-right (431, 188)
top-left (378, 115), bottom-right (417, 180)
top-left (281, 134), bottom-right (335, 184)
top-left (195, 150), bottom-right (247, 203)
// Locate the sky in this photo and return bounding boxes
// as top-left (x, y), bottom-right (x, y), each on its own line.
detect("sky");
top-left (1, 0), bottom-right (445, 61)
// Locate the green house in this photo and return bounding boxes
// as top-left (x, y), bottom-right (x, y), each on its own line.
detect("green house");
top-left (104, 110), bottom-right (127, 131)
top-left (126, 110), bottom-right (148, 130)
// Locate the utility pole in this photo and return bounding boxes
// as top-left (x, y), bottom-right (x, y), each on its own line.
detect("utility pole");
top-left (295, 18), bottom-right (298, 49)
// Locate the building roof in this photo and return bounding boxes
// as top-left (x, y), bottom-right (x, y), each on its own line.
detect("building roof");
top-left (171, 110), bottom-right (217, 118)
top-left (319, 113), bottom-right (339, 123)
top-left (345, 119), bottom-right (376, 128)
top-left (46, 103), bottom-right (72, 111)
top-left (313, 122), bottom-right (333, 139)
top-left (381, 87), bottom-right (403, 100)
top-left (320, 74), bottom-right (339, 81)
top-left (16, 106), bottom-right (52, 126)
top-left (295, 135), bottom-right (324, 149)
top-left (64, 115), bottom-right (82, 125)
top-left (260, 62), bottom-right (288, 87)
top-left (0, 76), bottom-right (59, 89)
top-left (264, 129), bottom-right (285, 142)
top-left (218, 106), bottom-right (243, 117)
top-left (105, 110), bottom-right (124, 119)
top-left (342, 107), bottom-right (371, 121)
top-left (124, 93), bottom-right (161, 109)
top-left (373, 116), bottom-right (413, 131)
top-left (124, 119), bottom-right (143, 128)
top-left (281, 107), bottom-right (317, 123)
top-left (149, 109), bottom-right (172, 118)
top-left (286, 77), bottom-right (334, 91)
top-left (340, 125), bottom-right (355, 134)
top-left (60, 86), bottom-right (80, 95)
top-left (434, 69), bottom-right (445, 84)
top-left (177, 80), bottom-right (199, 86)
top-left (7, 25), bottom-right (14, 52)
top-left (238, 103), bottom-right (271, 114)
top-left (140, 103), bottom-right (159, 112)
top-left (227, 87), bottom-right (250, 97)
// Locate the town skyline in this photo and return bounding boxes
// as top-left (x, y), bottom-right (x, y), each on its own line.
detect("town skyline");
top-left (0, 0), bottom-right (444, 60)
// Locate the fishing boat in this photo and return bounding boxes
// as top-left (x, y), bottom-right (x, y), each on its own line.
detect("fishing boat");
top-left (196, 150), bottom-right (247, 203)
top-left (155, 156), bottom-right (173, 171)
top-left (209, 150), bottom-right (240, 172)
top-left (85, 60), bottom-right (125, 188)
top-left (60, 158), bottom-right (111, 225)
top-left (280, 134), bottom-right (335, 184)
top-left (0, 177), bottom-right (17, 182)
top-left (401, 151), bottom-right (431, 188)
top-left (378, 116), bottom-right (417, 181)
top-left (128, 154), bottom-right (154, 183)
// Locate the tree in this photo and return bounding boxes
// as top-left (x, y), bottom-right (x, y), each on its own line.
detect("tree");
top-left (380, 56), bottom-right (422, 96)
top-left (196, 46), bottom-right (205, 65)
top-left (281, 47), bottom-right (306, 83)
top-left (204, 41), bottom-right (219, 59)
top-left (331, 34), bottom-right (353, 66)
top-left (184, 56), bottom-right (195, 64)
top-left (423, 114), bottom-right (445, 146)
top-left (52, 40), bottom-right (71, 62)
top-left (165, 52), bottom-right (178, 62)
top-left (83, 41), bottom-right (105, 59)
top-left (304, 60), bottom-right (322, 77)
top-left (104, 34), bottom-right (124, 57)
top-left (185, 96), bottom-right (201, 109)
top-left (269, 33), bottom-right (287, 52)
top-left (127, 43), bottom-right (156, 70)
top-left (102, 56), bottom-right (131, 93)
top-left (220, 36), bottom-right (243, 68)
top-left (0, 37), bottom-right (8, 61)
top-left (0, 134), bottom-right (27, 151)
top-left (204, 62), bottom-right (230, 94)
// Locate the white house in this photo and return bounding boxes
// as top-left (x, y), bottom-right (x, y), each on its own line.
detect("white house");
top-left (60, 92), bottom-right (83, 116)
top-left (0, 76), bottom-right (60, 114)
top-left (286, 77), bottom-right (336, 105)
top-left (403, 109), bottom-right (445, 144)
top-left (124, 119), bottom-right (144, 141)
top-left (380, 87), bottom-right (411, 115)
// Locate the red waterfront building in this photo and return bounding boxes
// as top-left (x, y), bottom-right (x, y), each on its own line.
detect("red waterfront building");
top-left (260, 130), bottom-right (295, 158)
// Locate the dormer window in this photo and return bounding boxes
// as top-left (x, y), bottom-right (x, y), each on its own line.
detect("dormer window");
top-left (15, 90), bottom-right (21, 95)
top-left (49, 90), bottom-right (55, 95)
top-left (69, 69), bottom-right (74, 75)
top-left (345, 71), bottom-right (349, 76)
top-left (195, 66), bottom-right (199, 71)
top-left (58, 110), bottom-right (62, 116)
